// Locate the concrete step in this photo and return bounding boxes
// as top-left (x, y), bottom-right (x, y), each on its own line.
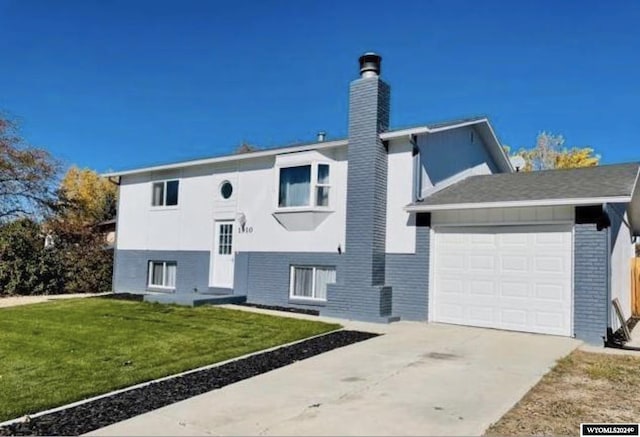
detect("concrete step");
top-left (143, 293), bottom-right (246, 307)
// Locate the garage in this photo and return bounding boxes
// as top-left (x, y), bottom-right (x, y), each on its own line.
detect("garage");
top-left (432, 225), bottom-right (573, 336)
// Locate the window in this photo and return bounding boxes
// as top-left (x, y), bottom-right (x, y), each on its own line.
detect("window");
top-left (148, 261), bottom-right (177, 289)
top-left (290, 266), bottom-right (336, 301)
top-left (220, 181), bottom-right (233, 199)
top-left (279, 165), bottom-right (311, 207)
top-left (278, 164), bottom-right (331, 208)
top-left (316, 164), bottom-right (330, 206)
top-left (218, 223), bottom-right (233, 255)
top-left (152, 180), bottom-right (179, 207)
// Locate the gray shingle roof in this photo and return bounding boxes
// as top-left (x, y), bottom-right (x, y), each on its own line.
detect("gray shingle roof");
top-left (413, 163), bottom-right (639, 207)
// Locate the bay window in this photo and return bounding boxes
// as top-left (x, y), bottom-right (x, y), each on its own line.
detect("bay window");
top-left (316, 164), bottom-right (330, 207)
top-left (279, 165), bottom-right (311, 207)
top-left (277, 163), bottom-right (331, 208)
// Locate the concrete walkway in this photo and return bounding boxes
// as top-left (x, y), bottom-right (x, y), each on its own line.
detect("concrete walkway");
top-left (0, 293), bottom-right (108, 308)
top-left (90, 318), bottom-right (579, 436)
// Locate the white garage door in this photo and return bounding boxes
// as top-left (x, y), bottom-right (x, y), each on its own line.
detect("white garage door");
top-left (432, 225), bottom-right (572, 336)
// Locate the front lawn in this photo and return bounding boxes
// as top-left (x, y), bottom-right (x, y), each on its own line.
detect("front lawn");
top-left (485, 350), bottom-right (640, 436)
top-left (0, 298), bottom-right (340, 422)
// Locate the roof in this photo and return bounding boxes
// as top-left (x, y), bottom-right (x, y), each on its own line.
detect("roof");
top-left (103, 116), bottom-right (512, 177)
top-left (406, 163), bottom-right (640, 211)
top-left (96, 219), bottom-right (116, 226)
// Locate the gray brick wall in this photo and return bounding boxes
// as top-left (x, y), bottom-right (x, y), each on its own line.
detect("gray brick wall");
top-left (234, 252), bottom-right (345, 310)
top-left (114, 250), bottom-right (210, 295)
top-left (325, 74), bottom-right (394, 321)
top-left (386, 224), bottom-right (430, 321)
top-left (233, 251), bottom-right (250, 296)
top-left (344, 77), bottom-right (390, 286)
top-left (573, 223), bottom-right (609, 344)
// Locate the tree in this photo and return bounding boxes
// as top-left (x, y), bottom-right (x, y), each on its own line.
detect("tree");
top-left (57, 166), bottom-right (117, 225)
top-left (509, 131), bottom-right (600, 171)
top-left (48, 167), bottom-right (116, 294)
top-left (554, 147), bottom-right (600, 169)
top-left (0, 117), bottom-right (59, 222)
top-left (0, 218), bottom-right (64, 296)
top-left (49, 223), bottom-right (113, 294)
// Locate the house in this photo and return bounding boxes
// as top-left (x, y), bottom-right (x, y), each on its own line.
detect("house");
top-left (96, 219), bottom-right (116, 249)
top-left (105, 53), bottom-right (640, 345)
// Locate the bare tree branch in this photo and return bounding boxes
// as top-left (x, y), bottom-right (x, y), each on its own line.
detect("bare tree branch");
top-left (0, 116), bottom-right (59, 222)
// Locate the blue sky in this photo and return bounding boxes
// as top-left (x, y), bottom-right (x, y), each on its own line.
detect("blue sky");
top-left (0, 0), bottom-right (638, 173)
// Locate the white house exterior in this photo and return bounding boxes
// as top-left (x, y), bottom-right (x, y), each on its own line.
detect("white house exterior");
top-left (106, 53), bottom-right (640, 345)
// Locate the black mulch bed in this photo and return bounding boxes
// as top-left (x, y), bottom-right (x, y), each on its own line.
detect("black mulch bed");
top-left (239, 302), bottom-right (320, 316)
top-left (95, 293), bottom-right (144, 302)
top-left (0, 330), bottom-right (378, 436)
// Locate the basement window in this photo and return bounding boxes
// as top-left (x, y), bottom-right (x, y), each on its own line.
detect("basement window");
top-left (148, 261), bottom-right (177, 289)
top-left (289, 266), bottom-right (336, 301)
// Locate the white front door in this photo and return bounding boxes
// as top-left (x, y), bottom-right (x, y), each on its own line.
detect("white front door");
top-left (432, 225), bottom-right (573, 336)
top-left (210, 221), bottom-right (235, 288)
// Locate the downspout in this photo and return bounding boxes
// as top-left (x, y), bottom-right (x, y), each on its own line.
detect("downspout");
top-left (606, 203), bottom-right (612, 345)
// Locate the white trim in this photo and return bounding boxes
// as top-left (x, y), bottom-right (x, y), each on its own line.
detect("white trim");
top-left (427, 227), bottom-right (436, 322)
top-left (103, 139), bottom-right (348, 178)
top-left (272, 206), bottom-right (336, 214)
top-left (570, 224), bottom-right (575, 337)
top-left (380, 127), bottom-right (429, 140)
top-left (406, 196), bottom-right (632, 212)
top-left (379, 119), bottom-right (487, 140)
top-left (431, 219), bottom-right (575, 228)
top-left (629, 166), bottom-right (640, 235)
top-left (480, 120), bottom-right (514, 173)
top-left (102, 119), bottom-right (511, 178)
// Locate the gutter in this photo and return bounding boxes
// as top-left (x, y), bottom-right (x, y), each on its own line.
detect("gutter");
top-left (405, 196), bottom-right (633, 212)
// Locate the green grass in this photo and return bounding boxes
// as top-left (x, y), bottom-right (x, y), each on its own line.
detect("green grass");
top-left (0, 298), bottom-right (340, 422)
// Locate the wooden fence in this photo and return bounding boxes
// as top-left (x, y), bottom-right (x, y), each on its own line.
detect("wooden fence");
top-left (632, 258), bottom-right (640, 316)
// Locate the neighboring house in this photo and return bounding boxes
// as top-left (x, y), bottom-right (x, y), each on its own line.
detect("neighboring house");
top-left (96, 219), bottom-right (116, 249)
top-left (43, 220), bottom-right (117, 249)
top-left (105, 53), bottom-right (640, 345)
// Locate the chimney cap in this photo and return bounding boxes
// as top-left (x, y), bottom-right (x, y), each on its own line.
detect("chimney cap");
top-left (359, 52), bottom-right (382, 78)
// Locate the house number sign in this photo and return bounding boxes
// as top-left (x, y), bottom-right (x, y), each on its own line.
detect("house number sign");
top-left (239, 225), bottom-right (253, 234)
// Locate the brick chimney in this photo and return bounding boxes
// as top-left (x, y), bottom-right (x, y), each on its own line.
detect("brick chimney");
top-left (325, 52), bottom-right (393, 321)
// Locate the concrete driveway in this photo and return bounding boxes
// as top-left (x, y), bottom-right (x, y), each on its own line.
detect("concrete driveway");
top-left (90, 321), bottom-right (579, 436)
